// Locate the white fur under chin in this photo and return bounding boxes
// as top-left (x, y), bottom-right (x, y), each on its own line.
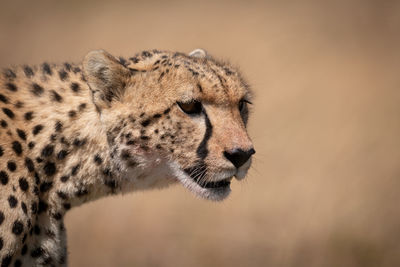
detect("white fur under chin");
top-left (118, 150), bottom-right (251, 201)
top-left (167, 161), bottom-right (232, 201)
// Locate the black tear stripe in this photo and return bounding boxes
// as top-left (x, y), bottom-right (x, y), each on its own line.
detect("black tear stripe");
top-left (183, 110), bottom-right (214, 186)
top-left (196, 110), bottom-right (213, 160)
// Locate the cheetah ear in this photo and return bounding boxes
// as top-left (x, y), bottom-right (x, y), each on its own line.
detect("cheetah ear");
top-left (189, 49), bottom-right (208, 58)
top-left (83, 50), bottom-right (131, 109)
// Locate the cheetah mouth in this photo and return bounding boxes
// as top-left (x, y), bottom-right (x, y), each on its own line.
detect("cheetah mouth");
top-left (183, 164), bottom-right (233, 189)
top-left (192, 176), bottom-right (232, 189)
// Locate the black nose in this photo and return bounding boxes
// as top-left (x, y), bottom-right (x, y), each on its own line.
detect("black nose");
top-left (224, 148), bottom-right (255, 169)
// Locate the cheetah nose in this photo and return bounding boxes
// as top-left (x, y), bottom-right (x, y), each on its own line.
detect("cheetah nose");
top-left (223, 148), bottom-right (255, 169)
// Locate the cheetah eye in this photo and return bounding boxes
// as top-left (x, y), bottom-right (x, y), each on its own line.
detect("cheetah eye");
top-left (239, 99), bottom-right (251, 112)
top-left (177, 100), bottom-right (203, 115)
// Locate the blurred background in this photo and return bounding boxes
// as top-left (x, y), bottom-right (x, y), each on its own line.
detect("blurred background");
top-left (1, 0), bottom-right (400, 266)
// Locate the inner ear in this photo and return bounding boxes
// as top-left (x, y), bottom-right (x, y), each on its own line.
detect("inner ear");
top-left (189, 49), bottom-right (208, 59)
top-left (83, 50), bottom-right (131, 109)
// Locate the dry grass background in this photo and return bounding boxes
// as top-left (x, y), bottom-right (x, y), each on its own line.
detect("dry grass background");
top-left (1, 0), bottom-right (400, 266)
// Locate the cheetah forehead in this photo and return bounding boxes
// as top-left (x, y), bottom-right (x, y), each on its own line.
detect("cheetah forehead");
top-left (120, 49), bottom-right (252, 105)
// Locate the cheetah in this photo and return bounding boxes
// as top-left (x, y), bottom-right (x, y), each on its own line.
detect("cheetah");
top-left (0, 48), bottom-right (255, 266)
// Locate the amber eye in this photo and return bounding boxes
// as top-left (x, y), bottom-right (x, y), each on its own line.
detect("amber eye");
top-left (177, 100), bottom-right (203, 115)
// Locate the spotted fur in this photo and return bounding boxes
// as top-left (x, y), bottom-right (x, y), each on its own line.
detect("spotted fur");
top-left (0, 49), bottom-right (254, 266)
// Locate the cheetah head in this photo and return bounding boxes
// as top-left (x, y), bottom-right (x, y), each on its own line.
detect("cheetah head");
top-left (83, 49), bottom-right (255, 201)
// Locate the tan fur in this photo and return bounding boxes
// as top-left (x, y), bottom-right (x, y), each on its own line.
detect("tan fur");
top-left (0, 49), bottom-right (254, 266)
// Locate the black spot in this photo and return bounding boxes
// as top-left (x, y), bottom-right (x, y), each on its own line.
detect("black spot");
top-left (196, 110), bottom-right (213, 160)
top-left (57, 150), bottom-right (68, 160)
top-left (71, 164), bottom-right (80, 176)
top-left (14, 259), bottom-right (21, 267)
top-left (55, 121), bottom-right (63, 132)
top-left (120, 150), bottom-right (130, 160)
top-left (78, 103), bottom-right (87, 111)
top-left (57, 191), bottom-right (68, 200)
top-left (140, 136), bottom-right (149, 140)
top-left (41, 144), bottom-right (54, 157)
top-left (63, 203), bottom-right (71, 210)
top-left (163, 108), bottom-right (171, 114)
top-left (12, 141), bottom-right (22, 156)
top-left (119, 57), bottom-right (127, 66)
top-left (141, 119), bottom-right (151, 127)
top-left (5, 83), bottom-right (17, 92)
top-left (73, 67), bottom-right (81, 73)
top-left (40, 182), bottom-right (53, 193)
top-left (24, 111), bottom-right (34, 121)
top-left (31, 83), bottom-right (44, 96)
top-left (34, 172), bottom-right (40, 185)
top-left (153, 113), bottom-right (161, 119)
top-left (130, 56), bottom-right (139, 63)
top-left (46, 229), bottom-right (55, 238)
top-left (142, 51), bottom-right (152, 58)
top-left (21, 244), bottom-right (28, 255)
top-left (28, 142), bottom-right (35, 149)
top-left (50, 134), bottom-right (57, 141)
top-left (104, 179), bottom-right (117, 189)
top-left (14, 101), bottom-right (23, 108)
top-left (38, 201), bottom-right (48, 214)
top-left (24, 65), bottom-right (34, 77)
top-left (60, 175), bottom-right (69, 183)
top-left (42, 63), bottom-right (52, 75)
top-left (58, 70), bottom-right (68, 81)
top-left (70, 82), bottom-right (80, 93)
top-left (31, 247), bottom-right (44, 258)
top-left (68, 110), bottom-right (76, 117)
top-left (126, 140), bottom-right (135, 145)
top-left (33, 186), bottom-right (39, 196)
top-left (8, 195), bottom-right (18, 208)
top-left (25, 157), bottom-right (34, 172)
top-left (0, 171), bottom-right (8, 185)
top-left (94, 154), bottom-right (102, 165)
top-left (73, 138), bottom-right (86, 147)
top-left (158, 71), bottom-right (165, 81)
top-left (197, 84), bottom-right (203, 92)
top-left (32, 124), bottom-right (44, 135)
top-left (33, 225), bottom-right (41, 235)
top-left (0, 94), bottom-right (8, 104)
top-left (43, 161), bottom-right (56, 176)
top-left (60, 137), bottom-right (69, 146)
top-left (1, 255), bottom-right (12, 267)
top-left (0, 212), bottom-right (3, 225)
top-left (75, 188), bottom-right (88, 197)
top-left (18, 178), bottom-right (29, 191)
top-left (7, 161), bottom-right (16, 172)
top-left (62, 63), bottom-right (71, 72)
top-left (16, 129), bottom-right (26, 140)
top-left (12, 221), bottom-right (24, 237)
top-left (53, 213), bottom-right (62, 220)
top-left (22, 233), bottom-right (27, 244)
top-left (21, 202), bottom-right (27, 214)
top-left (31, 203), bottom-right (38, 214)
top-left (0, 146), bottom-right (3, 157)
top-left (50, 90), bottom-right (63, 102)
top-left (0, 120), bottom-right (7, 128)
top-left (3, 69), bottom-right (16, 79)
top-left (2, 108), bottom-right (14, 119)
